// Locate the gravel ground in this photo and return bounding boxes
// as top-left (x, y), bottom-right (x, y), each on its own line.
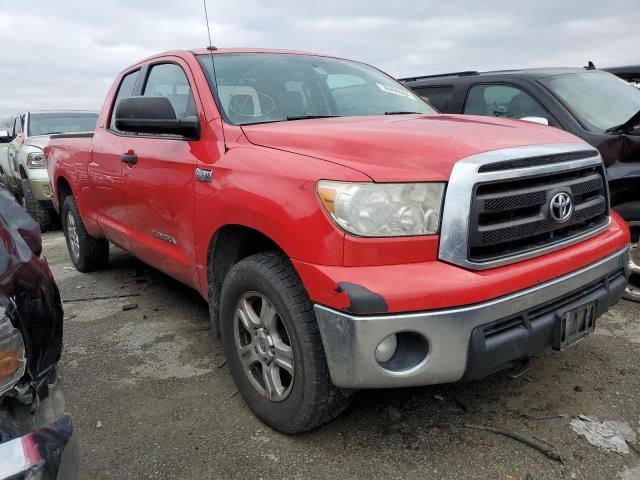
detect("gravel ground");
top-left (42, 231), bottom-right (640, 480)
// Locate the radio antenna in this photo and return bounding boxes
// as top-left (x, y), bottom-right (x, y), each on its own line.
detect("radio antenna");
top-left (203, 0), bottom-right (227, 151)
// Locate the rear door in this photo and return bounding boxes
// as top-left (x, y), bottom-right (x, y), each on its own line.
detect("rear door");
top-left (88, 68), bottom-right (141, 249)
top-left (121, 59), bottom-right (201, 287)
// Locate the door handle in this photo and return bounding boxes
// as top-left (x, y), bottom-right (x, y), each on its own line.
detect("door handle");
top-left (121, 153), bottom-right (137, 165)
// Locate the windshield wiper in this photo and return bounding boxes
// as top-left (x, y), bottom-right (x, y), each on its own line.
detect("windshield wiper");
top-left (286, 115), bottom-right (340, 121)
top-left (384, 111), bottom-right (421, 115)
top-left (605, 109), bottom-right (640, 134)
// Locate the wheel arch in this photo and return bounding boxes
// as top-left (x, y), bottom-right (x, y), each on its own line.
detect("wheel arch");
top-left (206, 224), bottom-right (287, 338)
top-left (56, 176), bottom-right (73, 211)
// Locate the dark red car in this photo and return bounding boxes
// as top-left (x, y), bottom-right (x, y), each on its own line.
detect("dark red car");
top-left (0, 185), bottom-right (77, 479)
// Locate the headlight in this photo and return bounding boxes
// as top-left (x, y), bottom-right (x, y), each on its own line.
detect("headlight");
top-left (27, 151), bottom-right (46, 169)
top-left (0, 306), bottom-right (26, 396)
top-left (317, 181), bottom-right (445, 237)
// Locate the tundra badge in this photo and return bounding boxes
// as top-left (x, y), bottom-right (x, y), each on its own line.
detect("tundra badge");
top-left (152, 230), bottom-right (177, 245)
top-left (195, 168), bottom-right (213, 183)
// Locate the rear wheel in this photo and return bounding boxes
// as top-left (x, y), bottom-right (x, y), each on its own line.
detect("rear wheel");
top-left (20, 179), bottom-right (57, 232)
top-left (219, 252), bottom-right (353, 433)
top-left (61, 195), bottom-right (109, 272)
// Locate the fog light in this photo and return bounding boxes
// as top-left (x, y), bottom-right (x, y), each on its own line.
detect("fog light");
top-left (43, 185), bottom-right (52, 197)
top-left (375, 334), bottom-right (398, 363)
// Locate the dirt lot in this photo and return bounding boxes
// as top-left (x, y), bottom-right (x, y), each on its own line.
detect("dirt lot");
top-left (43, 231), bottom-right (640, 479)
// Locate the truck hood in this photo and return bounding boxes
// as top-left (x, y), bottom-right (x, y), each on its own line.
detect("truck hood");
top-left (23, 135), bottom-right (51, 150)
top-left (241, 114), bottom-right (583, 181)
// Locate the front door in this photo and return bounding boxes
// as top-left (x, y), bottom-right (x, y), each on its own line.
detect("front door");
top-left (122, 60), bottom-right (200, 287)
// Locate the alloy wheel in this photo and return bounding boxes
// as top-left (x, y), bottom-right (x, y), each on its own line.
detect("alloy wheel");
top-left (233, 291), bottom-right (295, 401)
top-left (66, 211), bottom-right (80, 261)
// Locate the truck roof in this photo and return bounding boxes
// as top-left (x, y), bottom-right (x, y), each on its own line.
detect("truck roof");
top-left (400, 67), bottom-right (591, 83)
top-left (129, 47), bottom-right (339, 68)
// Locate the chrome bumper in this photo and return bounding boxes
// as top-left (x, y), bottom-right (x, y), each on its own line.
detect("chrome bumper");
top-left (28, 177), bottom-right (54, 202)
top-left (314, 247), bottom-right (629, 389)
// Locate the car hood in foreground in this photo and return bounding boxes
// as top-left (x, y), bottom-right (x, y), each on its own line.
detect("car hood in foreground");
top-left (0, 186), bottom-right (63, 390)
top-left (241, 114), bottom-right (584, 182)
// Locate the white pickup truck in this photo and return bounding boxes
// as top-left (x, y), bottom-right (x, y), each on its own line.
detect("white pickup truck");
top-left (1, 111), bottom-right (98, 230)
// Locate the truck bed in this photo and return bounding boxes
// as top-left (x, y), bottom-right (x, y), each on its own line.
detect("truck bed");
top-left (45, 132), bottom-right (95, 210)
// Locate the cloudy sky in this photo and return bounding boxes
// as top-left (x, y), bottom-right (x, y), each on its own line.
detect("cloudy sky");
top-left (1, 0), bottom-right (639, 120)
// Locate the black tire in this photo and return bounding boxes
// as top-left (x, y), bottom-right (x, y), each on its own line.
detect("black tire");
top-left (219, 251), bottom-right (353, 433)
top-left (623, 223), bottom-right (639, 303)
top-left (61, 195), bottom-right (109, 272)
top-left (20, 179), bottom-right (57, 232)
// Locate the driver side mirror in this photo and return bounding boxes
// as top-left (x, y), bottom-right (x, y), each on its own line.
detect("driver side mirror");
top-left (520, 116), bottom-right (549, 126)
top-left (115, 96), bottom-right (200, 139)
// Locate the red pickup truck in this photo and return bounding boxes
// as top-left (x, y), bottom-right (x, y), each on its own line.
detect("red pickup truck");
top-left (46, 48), bottom-right (630, 433)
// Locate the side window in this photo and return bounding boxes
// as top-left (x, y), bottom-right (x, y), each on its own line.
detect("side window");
top-left (464, 84), bottom-right (549, 120)
top-left (414, 86), bottom-right (454, 112)
top-left (142, 64), bottom-right (197, 119)
top-left (13, 116), bottom-right (22, 135)
top-left (109, 70), bottom-right (140, 132)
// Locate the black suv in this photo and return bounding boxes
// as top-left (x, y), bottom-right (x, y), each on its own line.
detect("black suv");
top-left (401, 67), bottom-right (640, 301)
top-left (604, 65), bottom-right (640, 86)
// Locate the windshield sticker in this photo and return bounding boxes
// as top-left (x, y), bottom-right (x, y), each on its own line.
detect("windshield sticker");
top-left (376, 83), bottom-right (417, 100)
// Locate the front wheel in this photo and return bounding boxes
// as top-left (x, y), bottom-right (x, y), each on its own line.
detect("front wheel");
top-left (219, 252), bottom-right (353, 433)
top-left (61, 196), bottom-right (109, 272)
top-left (20, 179), bottom-right (57, 232)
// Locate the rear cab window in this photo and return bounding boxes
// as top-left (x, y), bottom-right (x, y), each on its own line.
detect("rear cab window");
top-left (109, 70), bottom-right (140, 133)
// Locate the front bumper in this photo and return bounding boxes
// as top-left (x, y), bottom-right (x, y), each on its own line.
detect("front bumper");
top-left (28, 177), bottom-right (54, 204)
top-left (314, 247), bottom-right (629, 389)
top-left (0, 381), bottom-right (78, 480)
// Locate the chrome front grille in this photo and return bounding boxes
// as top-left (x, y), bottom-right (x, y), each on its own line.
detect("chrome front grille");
top-left (468, 164), bottom-right (608, 262)
top-left (438, 143), bottom-right (611, 270)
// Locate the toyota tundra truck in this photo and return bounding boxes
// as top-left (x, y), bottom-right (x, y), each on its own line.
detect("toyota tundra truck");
top-left (45, 49), bottom-right (630, 434)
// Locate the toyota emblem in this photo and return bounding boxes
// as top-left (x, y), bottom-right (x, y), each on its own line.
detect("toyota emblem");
top-left (549, 192), bottom-right (573, 223)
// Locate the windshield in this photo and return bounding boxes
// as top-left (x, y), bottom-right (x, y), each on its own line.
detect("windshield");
top-left (197, 53), bottom-right (435, 125)
top-left (28, 112), bottom-right (98, 136)
top-left (540, 71), bottom-right (640, 133)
